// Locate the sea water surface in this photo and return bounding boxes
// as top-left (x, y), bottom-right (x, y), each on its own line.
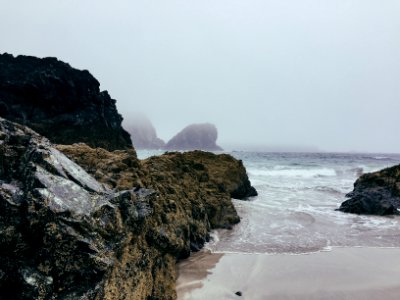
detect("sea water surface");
top-left (138, 151), bottom-right (400, 254)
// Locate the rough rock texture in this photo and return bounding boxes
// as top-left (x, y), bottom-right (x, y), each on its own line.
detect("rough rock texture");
top-left (179, 151), bottom-right (258, 199)
top-left (123, 114), bottom-right (165, 150)
top-left (0, 117), bottom-right (156, 299)
top-left (0, 53), bottom-right (131, 150)
top-left (0, 119), bottom-right (257, 299)
top-left (338, 164), bottom-right (400, 215)
top-left (164, 123), bottom-right (223, 151)
top-left (57, 147), bottom-right (254, 253)
top-left (56, 143), bottom-right (145, 191)
top-left (0, 53), bottom-right (258, 299)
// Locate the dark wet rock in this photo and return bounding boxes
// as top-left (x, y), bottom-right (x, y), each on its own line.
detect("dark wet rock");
top-left (164, 123), bottom-right (223, 151)
top-left (0, 118), bottom-right (257, 299)
top-left (0, 117), bottom-right (156, 299)
top-left (235, 291), bottom-right (242, 296)
top-left (0, 54), bottom-right (258, 299)
top-left (338, 164), bottom-right (400, 215)
top-left (123, 113), bottom-right (165, 149)
top-left (0, 53), bottom-right (131, 150)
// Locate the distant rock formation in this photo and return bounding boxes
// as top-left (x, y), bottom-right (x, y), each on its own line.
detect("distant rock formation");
top-left (0, 53), bottom-right (132, 150)
top-left (338, 165), bottom-right (400, 215)
top-left (165, 123), bottom-right (223, 151)
top-left (123, 113), bottom-right (165, 149)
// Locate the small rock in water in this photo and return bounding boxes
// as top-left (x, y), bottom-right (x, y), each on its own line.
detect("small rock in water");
top-left (235, 291), bottom-right (242, 296)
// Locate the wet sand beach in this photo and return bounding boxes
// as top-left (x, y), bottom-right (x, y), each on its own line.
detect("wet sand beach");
top-left (177, 247), bottom-right (400, 300)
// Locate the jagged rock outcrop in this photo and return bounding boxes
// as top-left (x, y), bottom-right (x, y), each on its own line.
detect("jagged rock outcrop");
top-left (57, 148), bottom-right (256, 253)
top-left (0, 53), bottom-right (131, 150)
top-left (164, 123), bottom-right (223, 151)
top-left (168, 151), bottom-right (258, 199)
top-left (338, 164), bottom-right (400, 215)
top-left (0, 118), bottom-right (257, 299)
top-left (0, 53), bottom-right (258, 299)
top-left (0, 117), bottom-right (155, 299)
top-left (123, 114), bottom-right (165, 149)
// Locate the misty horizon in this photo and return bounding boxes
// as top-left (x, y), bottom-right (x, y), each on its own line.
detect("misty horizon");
top-left (1, 0), bottom-right (399, 153)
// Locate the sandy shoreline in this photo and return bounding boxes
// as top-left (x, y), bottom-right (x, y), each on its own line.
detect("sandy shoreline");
top-left (177, 247), bottom-right (400, 300)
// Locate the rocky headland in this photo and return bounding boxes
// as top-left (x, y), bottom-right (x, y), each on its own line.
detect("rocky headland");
top-left (338, 164), bottom-right (400, 215)
top-left (123, 114), bottom-right (165, 150)
top-left (0, 55), bottom-right (257, 299)
top-left (0, 53), bottom-right (131, 150)
top-left (164, 123), bottom-right (223, 151)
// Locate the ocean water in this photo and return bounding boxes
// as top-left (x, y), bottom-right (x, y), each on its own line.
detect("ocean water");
top-left (137, 151), bottom-right (400, 255)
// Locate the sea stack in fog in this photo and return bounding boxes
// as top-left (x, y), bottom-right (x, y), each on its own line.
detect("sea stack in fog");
top-left (338, 164), bottom-right (400, 215)
top-left (165, 123), bottom-right (223, 151)
top-left (123, 113), bottom-right (165, 149)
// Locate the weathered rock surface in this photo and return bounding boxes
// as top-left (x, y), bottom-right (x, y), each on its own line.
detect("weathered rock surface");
top-left (123, 114), bottom-right (165, 150)
top-left (57, 147), bottom-right (255, 254)
top-left (338, 164), bottom-right (400, 215)
top-left (0, 117), bottom-right (155, 299)
top-left (0, 53), bottom-right (258, 299)
top-left (164, 123), bottom-right (223, 151)
top-left (0, 53), bottom-right (131, 150)
top-left (166, 151), bottom-right (258, 199)
top-left (0, 118), bottom-right (257, 299)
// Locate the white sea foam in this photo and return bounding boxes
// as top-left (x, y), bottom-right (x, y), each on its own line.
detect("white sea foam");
top-left (249, 167), bottom-right (336, 178)
top-left (208, 151), bottom-right (400, 255)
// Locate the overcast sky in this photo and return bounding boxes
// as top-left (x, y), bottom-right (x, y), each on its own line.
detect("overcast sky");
top-left (1, 0), bottom-right (399, 152)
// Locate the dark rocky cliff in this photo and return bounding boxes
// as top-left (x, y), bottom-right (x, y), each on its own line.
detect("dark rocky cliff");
top-left (164, 123), bottom-right (223, 151)
top-left (338, 164), bottom-right (400, 215)
top-left (0, 53), bottom-right (132, 150)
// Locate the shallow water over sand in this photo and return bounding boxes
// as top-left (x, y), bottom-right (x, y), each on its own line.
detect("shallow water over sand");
top-left (204, 152), bottom-right (400, 254)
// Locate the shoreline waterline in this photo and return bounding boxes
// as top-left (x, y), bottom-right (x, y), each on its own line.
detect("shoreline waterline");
top-left (177, 247), bottom-right (400, 300)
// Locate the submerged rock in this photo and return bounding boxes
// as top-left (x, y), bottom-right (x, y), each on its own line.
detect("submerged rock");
top-left (0, 53), bottom-right (131, 150)
top-left (338, 164), bottom-right (400, 215)
top-left (164, 123), bottom-right (223, 151)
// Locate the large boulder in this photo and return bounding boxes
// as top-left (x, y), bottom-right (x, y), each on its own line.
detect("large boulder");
top-left (0, 118), bottom-right (257, 299)
top-left (172, 151), bottom-right (258, 199)
top-left (57, 147), bottom-right (257, 255)
top-left (123, 113), bottom-right (165, 149)
top-left (164, 123), bottom-right (223, 151)
top-left (0, 117), bottom-right (155, 299)
top-left (0, 53), bottom-right (132, 151)
top-left (338, 164), bottom-right (400, 215)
